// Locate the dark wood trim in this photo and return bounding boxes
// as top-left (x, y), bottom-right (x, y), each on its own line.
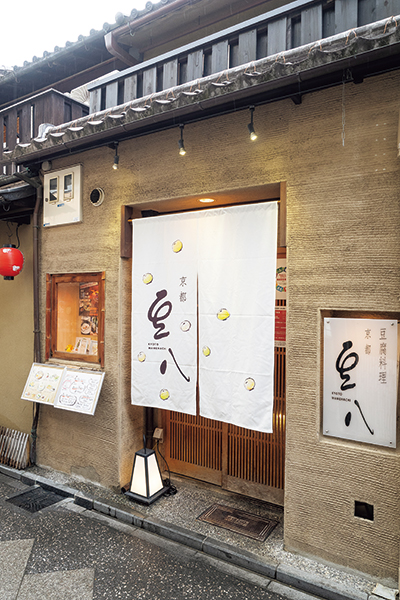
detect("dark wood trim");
top-left (98, 272), bottom-right (105, 367)
top-left (221, 422), bottom-right (229, 489)
top-left (45, 274), bottom-right (52, 361)
top-left (120, 205), bottom-right (141, 258)
top-left (46, 271), bottom-right (105, 367)
top-left (121, 184), bottom-right (287, 259)
top-left (279, 181), bottom-right (287, 248)
top-left (165, 458), bottom-right (223, 485)
top-left (224, 476), bottom-right (284, 506)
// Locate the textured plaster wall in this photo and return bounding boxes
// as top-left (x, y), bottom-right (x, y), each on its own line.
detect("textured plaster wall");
top-left (37, 69), bottom-right (399, 579)
top-left (284, 72), bottom-right (400, 582)
top-left (0, 222), bottom-right (34, 433)
top-left (38, 150), bottom-right (144, 490)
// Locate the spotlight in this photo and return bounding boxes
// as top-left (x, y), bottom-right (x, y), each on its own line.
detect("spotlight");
top-left (178, 124), bottom-right (186, 156)
top-left (248, 106), bottom-right (258, 141)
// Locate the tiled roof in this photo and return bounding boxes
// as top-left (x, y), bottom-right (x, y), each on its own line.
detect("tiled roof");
top-left (5, 15), bottom-right (400, 165)
top-left (0, 0), bottom-right (177, 74)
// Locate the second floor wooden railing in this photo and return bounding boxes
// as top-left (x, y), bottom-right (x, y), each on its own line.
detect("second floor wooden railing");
top-left (88, 0), bottom-right (397, 112)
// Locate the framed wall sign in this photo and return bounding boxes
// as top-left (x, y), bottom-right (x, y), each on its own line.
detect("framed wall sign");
top-left (21, 363), bottom-right (65, 405)
top-left (323, 318), bottom-right (398, 448)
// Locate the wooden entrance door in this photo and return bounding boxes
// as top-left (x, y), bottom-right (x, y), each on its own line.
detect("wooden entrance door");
top-left (164, 300), bottom-right (286, 505)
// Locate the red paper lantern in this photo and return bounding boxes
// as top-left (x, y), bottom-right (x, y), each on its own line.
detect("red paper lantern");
top-left (0, 245), bottom-right (24, 280)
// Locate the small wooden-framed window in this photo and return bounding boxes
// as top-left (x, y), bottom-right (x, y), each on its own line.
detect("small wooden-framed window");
top-left (46, 272), bottom-right (105, 367)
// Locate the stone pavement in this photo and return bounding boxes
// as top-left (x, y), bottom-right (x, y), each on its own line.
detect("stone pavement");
top-left (0, 464), bottom-right (397, 600)
top-left (1, 470), bottom-right (289, 600)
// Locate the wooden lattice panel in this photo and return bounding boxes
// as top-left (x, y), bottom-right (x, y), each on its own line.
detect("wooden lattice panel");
top-left (165, 345), bottom-right (286, 499)
top-left (168, 412), bottom-right (223, 470)
top-left (227, 347), bottom-right (286, 489)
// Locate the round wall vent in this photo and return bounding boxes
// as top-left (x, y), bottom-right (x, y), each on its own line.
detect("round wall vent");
top-left (90, 188), bottom-right (104, 206)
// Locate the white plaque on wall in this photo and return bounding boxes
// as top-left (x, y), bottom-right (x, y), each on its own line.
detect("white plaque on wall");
top-left (323, 318), bottom-right (398, 448)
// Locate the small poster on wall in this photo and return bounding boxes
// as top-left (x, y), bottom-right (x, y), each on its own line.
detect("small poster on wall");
top-left (323, 318), bottom-right (398, 448)
top-left (275, 258), bottom-right (287, 347)
top-left (275, 259), bottom-right (287, 300)
top-left (21, 363), bottom-right (65, 405)
top-left (54, 369), bottom-right (105, 415)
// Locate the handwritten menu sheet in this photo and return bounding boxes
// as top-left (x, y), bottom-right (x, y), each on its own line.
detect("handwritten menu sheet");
top-left (22, 364), bottom-right (104, 415)
top-left (54, 369), bottom-right (105, 415)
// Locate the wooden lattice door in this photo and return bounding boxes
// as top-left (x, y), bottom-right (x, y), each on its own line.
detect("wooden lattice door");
top-left (163, 239), bottom-right (286, 505)
top-left (164, 307), bottom-right (286, 505)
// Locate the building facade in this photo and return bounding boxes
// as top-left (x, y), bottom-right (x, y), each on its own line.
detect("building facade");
top-left (1, 0), bottom-right (399, 583)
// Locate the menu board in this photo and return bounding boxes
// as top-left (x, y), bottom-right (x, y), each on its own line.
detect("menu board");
top-left (54, 369), bottom-right (105, 415)
top-left (21, 363), bottom-right (65, 405)
top-left (22, 363), bottom-right (104, 415)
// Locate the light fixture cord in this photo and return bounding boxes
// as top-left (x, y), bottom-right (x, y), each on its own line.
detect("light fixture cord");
top-left (6, 221), bottom-right (13, 241)
top-left (156, 440), bottom-right (177, 495)
top-left (341, 76), bottom-right (346, 147)
top-left (15, 224), bottom-right (21, 249)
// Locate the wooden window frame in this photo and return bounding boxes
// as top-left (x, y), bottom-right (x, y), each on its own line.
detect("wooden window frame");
top-left (46, 272), bottom-right (105, 367)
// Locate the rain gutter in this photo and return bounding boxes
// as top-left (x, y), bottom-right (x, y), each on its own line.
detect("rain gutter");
top-left (105, 0), bottom-right (270, 67)
top-left (105, 0), bottom-right (192, 67)
top-left (6, 14), bottom-right (400, 169)
top-left (9, 53), bottom-right (400, 167)
top-left (30, 183), bottom-right (43, 465)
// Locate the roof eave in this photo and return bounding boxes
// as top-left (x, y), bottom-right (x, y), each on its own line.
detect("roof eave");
top-left (7, 16), bottom-right (400, 167)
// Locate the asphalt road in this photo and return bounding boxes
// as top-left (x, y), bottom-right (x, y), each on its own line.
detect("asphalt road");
top-left (0, 473), bottom-right (291, 600)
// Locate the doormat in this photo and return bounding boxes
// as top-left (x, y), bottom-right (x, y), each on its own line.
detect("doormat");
top-left (6, 487), bottom-right (65, 513)
top-left (197, 503), bottom-right (278, 541)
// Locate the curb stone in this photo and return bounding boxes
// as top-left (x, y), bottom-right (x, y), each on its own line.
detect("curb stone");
top-left (202, 537), bottom-right (278, 579)
top-left (269, 581), bottom-right (328, 600)
top-left (74, 493), bottom-right (94, 510)
top-left (0, 464), bottom-right (24, 480)
top-left (276, 564), bottom-right (369, 600)
top-left (143, 515), bottom-right (206, 551)
top-left (20, 473), bottom-right (37, 486)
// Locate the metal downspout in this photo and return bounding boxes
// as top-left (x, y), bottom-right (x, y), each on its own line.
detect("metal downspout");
top-left (30, 185), bottom-right (42, 464)
top-left (145, 407), bottom-right (154, 450)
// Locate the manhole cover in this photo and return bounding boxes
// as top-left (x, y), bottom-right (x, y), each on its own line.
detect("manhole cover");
top-left (197, 504), bottom-right (278, 541)
top-left (6, 487), bottom-right (65, 513)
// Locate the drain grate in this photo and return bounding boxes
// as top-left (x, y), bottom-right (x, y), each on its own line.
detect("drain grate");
top-left (6, 487), bottom-right (65, 513)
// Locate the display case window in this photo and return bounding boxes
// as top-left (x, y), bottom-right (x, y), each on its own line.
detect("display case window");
top-left (63, 173), bottom-right (73, 200)
top-left (46, 272), bottom-right (105, 366)
top-left (49, 177), bottom-right (58, 202)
